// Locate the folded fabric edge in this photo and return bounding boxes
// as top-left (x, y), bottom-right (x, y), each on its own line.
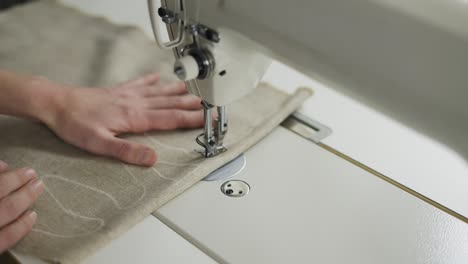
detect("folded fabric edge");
top-left (28, 85), bottom-right (313, 264)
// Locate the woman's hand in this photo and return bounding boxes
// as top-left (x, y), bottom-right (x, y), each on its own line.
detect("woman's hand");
top-left (0, 161), bottom-right (44, 253)
top-left (39, 73), bottom-right (204, 166)
top-left (0, 70), bottom-right (202, 166)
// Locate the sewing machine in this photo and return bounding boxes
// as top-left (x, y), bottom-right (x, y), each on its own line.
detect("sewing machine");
top-left (13, 0), bottom-right (468, 263)
top-left (147, 0), bottom-right (468, 161)
top-left (148, 0), bottom-right (273, 157)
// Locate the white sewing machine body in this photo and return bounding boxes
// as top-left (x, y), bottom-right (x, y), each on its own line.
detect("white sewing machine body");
top-left (13, 0), bottom-right (468, 263)
top-left (154, 0), bottom-right (468, 159)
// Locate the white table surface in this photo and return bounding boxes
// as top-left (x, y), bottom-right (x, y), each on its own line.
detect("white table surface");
top-left (61, 0), bottom-right (468, 217)
top-left (157, 127), bottom-right (468, 264)
top-left (15, 0), bottom-right (468, 263)
top-left (14, 216), bottom-right (216, 264)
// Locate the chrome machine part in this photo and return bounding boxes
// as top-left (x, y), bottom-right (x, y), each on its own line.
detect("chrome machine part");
top-left (147, 0), bottom-right (186, 49)
top-left (173, 47), bottom-right (216, 81)
top-left (202, 154), bottom-right (246, 181)
top-left (282, 112), bottom-right (332, 144)
top-left (152, 1), bottom-right (226, 158)
top-left (196, 104), bottom-right (228, 157)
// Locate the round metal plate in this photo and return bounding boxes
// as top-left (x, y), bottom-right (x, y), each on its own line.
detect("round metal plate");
top-left (202, 154), bottom-right (246, 181)
top-left (220, 180), bottom-right (250, 198)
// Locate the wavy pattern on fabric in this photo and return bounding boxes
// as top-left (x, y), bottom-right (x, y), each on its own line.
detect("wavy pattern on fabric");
top-left (0, 1), bottom-right (312, 263)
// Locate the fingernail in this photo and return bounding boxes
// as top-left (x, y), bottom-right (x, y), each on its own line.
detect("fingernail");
top-left (142, 149), bottom-right (156, 165)
top-left (24, 168), bottom-right (37, 179)
top-left (0, 160), bottom-right (8, 170)
top-left (28, 211), bottom-right (38, 221)
top-left (31, 179), bottom-right (44, 194)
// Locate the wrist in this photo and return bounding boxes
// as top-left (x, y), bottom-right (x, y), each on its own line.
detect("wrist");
top-left (25, 76), bottom-right (68, 127)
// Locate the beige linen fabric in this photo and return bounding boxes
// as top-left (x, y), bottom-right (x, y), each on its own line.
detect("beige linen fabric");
top-left (0, 1), bottom-right (312, 263)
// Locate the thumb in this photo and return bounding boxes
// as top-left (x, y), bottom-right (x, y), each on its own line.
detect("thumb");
top-left (101, 136), bottom-right (157, 166)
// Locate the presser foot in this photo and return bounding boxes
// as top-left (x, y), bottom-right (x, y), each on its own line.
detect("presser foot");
top-left (196, 103), bottom-right (228, 158)
top-left (196, 133), bottom-right (227, 158)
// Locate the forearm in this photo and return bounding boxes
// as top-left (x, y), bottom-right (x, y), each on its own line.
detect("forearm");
top-left (0, 69), bottom-right (65, 124)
